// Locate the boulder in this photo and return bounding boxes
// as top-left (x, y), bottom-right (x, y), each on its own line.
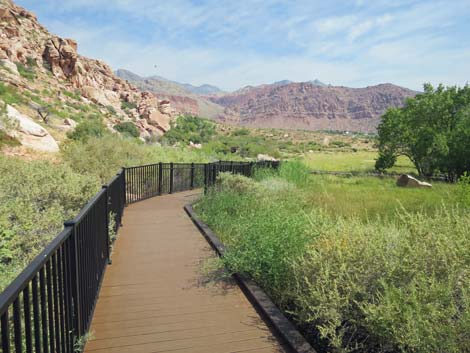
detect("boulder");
top-left (189, 141), bottom-right (202, 149)
top-left (4, 105), bottom-right (59, 152)
top-left (43, 37), bottom-right (78, 78)
top-left (81, 86), bottom-right (120, 108)
top-left (396, 174), bottom-right (432, 188)
top-left (257, 154), bottom-right (278, 162)
top-left (0, 58), bottom-right (19, 75)
top-left (147, 109), bottom-right (171, 132)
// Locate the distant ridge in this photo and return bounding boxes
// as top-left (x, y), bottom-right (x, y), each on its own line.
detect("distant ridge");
top-left (116, 69), bottom-right (416, 133)
top-left (115, 69), bottom-right (223, 95)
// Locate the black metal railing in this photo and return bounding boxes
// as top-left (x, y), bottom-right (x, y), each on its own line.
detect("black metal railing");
top-left (0, 160), bottom-right (279, 352)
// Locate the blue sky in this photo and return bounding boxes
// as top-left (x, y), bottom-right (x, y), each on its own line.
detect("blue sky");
top-left (15, 0), bottom-right (470, 91)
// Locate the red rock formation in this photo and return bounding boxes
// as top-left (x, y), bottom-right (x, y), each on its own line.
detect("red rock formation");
top-left (210, 82), bottom-right (416, 132)
top-left (0, 0), bottom-right (179, 138)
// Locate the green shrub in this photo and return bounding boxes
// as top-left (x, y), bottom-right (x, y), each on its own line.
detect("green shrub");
top-left (232, 128), bottom-right (250, 136)
top-left (16, 62), bottom-right (36, 81)
top-left (105, 105), bottom-right (117, 115)
top-left (330, 140), bottom-right (351, 148)
top-left (163, 115), bottom-right (216, 144)
top-left (114, 122), bottom-right (140, 138)
top-left (0, 156), bottom-right (100, 291)
top-left (291, 209), bottom-right (470, 353)
top-left (456, 172), bottom-right (470, 207)
top-left (121, 101), bottom-right (137, 111)
top-left (66, 118), bottom-right (108, 142)
top-left (62, 135), bottom-right (211, 182)
top-left (63, 90), bottom-right (82, 101)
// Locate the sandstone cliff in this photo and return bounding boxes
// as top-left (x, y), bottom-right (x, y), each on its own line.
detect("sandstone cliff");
top-left (0, 0), bottom-right (178, 153)
top-left (209, 82), bottom-right (416, 133)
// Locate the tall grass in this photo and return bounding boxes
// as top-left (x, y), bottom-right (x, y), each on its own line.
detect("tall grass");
top-left (195, 164), bottom-right (469, 353)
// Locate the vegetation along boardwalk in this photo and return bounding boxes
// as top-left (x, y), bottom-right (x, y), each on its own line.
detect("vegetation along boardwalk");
top-left (84, 190), bottom-right (289, 353)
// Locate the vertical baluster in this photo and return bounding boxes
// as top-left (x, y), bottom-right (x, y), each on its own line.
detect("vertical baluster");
top-left (39, 268), bottom-right (49, 353)
top-left (13, 297), bottom-right (22, 353)
top-left (46, 261), bottom-right (55, 353)
top-left (23, 286), bottom-right (33, 353)
top-left (57, 247), bottom-right (67, 353)
top-left (52, 254), bottom-right (61, 352)
top-left (32, 275), bottom-right (41, 353)
top-left (1, 310), bottom-right (10, 353)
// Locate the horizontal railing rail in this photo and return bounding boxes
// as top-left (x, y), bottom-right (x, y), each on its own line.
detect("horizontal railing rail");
top-left (0, 160), bottom-right (279, 352)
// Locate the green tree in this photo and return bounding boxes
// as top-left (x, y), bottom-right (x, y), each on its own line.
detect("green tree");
top-left (376, 84), bottom-right (470, 179)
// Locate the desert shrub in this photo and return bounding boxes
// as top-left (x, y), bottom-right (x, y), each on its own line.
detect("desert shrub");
top-left (291, 209), bottom-right (470, 353)
top-left (16, 62), bottom-right (36, 81)
top-left (66, 118), bottom-right (108, 142)
top-left (121, 100), bottom-right (137, 111)
top-left (163, 115), bottom-right (216, 144)
top-left (215, 172), bottom-right (260, 194)
top-left (105, 105), bottom-right (117, 115)
top-left (63, 90), bottom-right (82, 101)
top-left (62, 135), bottom-right (211, 182)
top-left (0, 156), bottom-right (100, 291)
top-left (196, 171), bottom-right (469, 353)
top-left (114, 122), bottom-right (140, 138)
top-left (232, 128), bottom-right (250, 136)
top-left (330, 140), bottom-right (351, 148)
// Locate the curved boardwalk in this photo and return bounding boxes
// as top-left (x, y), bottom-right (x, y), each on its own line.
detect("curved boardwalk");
top-left (84, 190), bottom-right (289, 353)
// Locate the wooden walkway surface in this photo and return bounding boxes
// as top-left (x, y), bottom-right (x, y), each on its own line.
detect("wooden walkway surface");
top-left (84, 190), bottom-right (289, 353)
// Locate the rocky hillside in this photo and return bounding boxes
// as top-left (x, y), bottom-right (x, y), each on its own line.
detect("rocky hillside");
top-left (0, 0), bottom-right (180, 154)
top-left (115, 69), bottom-right (225, 119)
top-left (119, 67), bottom-right (416, 133)
top-left (209, 82), bottom-right (416, 132)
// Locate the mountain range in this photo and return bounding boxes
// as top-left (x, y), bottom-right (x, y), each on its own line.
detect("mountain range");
top-left (116, 70), bottom-right (416, 132)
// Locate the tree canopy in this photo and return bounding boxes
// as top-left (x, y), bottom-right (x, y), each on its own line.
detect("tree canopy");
top-left (376, 84), bottom-right (470, 180)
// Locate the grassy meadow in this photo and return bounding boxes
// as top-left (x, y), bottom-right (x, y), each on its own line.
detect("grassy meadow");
top-left (195, 162), bottom-right (469, 353)
top-left (303, 150), bottom-right (416, 174)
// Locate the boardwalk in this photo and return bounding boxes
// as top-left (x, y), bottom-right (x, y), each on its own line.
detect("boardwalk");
top-left (84, 190), bottom-right (289, 353)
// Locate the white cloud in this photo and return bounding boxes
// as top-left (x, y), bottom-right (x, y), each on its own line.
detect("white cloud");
top-left (14, 0), bottom-right (470, 91)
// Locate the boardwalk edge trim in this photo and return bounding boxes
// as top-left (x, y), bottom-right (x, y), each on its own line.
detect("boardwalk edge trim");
top-left (184, 204), bottom-right (318, 353)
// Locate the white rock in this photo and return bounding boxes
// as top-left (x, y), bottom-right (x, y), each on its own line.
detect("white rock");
top-left (257, 153), bottom-right (278, 161)
top-left (396, 174), bottom-right (432, 188)
top-left (0, 59), bottom-right (19, 75)
top-left (189, 141), bottom-right (202, 149)
top-left (5, 105), bottom-right (59, 152)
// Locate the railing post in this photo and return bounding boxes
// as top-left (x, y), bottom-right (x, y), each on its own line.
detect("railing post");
top-left (204, 163), bottom-right (208, 193)
top-left (169, 162), bottom-right (174, 194)
top-left (102, 185), bottom-right (111, 265)
top-left (212, 163), bottom-right (217, 185)
top-left (64, 220), bottom-right (82, 339)
top-left (121, 168), bottom-right (127, 207)
top-left (190, 163), bottom-right (195, 190)
top-left (158, 162), bottom-right (163, 195)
